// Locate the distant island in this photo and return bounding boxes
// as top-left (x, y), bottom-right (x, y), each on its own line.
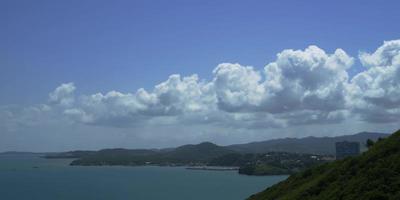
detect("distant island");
top-left (247, 129), bottom-right (400, 200)
top-left (43, 132), bottom-right (388, 176)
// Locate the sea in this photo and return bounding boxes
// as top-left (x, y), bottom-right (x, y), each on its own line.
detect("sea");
top-left (0, 154), bottom-right (287, 200)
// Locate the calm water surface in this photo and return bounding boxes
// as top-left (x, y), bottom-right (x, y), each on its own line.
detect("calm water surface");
top-left (0, 154), bottom-right (287, 200)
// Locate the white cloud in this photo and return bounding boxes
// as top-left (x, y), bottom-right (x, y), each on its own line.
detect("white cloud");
top-left (64, 108), bottom-right (94, 124)
top-left (211, 46), bottom-right (354, 125)
top-left (349, 40), bottom-right (400, 122)
top-left (359, 40), bottom-right (400, 67)
top-left (49, 82), bottom-right (76, 106)
top-left (262, 46), bottom-right (353, 113)
top-left (49, 40), bottom-right (400, 128)
top-left (213, 63), bottom-right (265, 112)
top-left (151, 74), bottom-right (216, 114)
top-left (4, 40), bottom-right (400, 133)
top-left (0, 104), bottom-right (53, 132)
top-left (61, 74), bottom-right (217, 127)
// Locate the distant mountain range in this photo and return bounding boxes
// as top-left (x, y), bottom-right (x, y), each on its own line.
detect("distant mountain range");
top-left (39, 131), bottom-right (389, 168)
top-left (67, 142), bottom-right (234, 166)
top-left (227, 132), bottom-right (389, 155)
top-left (16, 132), bottom-right (389, 159)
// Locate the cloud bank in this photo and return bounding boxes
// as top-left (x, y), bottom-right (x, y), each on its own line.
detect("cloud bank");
top-left (2, 40), bottom-right (400, 134)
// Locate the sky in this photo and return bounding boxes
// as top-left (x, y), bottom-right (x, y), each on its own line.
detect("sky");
top-left (1, 0), bottom-right (400, 152)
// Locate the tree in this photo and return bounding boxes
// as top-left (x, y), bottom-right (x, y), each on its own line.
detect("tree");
top-left (366, 139), bottom-right (375, 148)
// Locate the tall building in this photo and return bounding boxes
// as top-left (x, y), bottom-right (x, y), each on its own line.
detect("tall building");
top-left (335, 141), bottom-right (360, 160)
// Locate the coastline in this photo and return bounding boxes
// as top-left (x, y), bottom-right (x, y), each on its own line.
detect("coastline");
top-left (186, 166), bottom-right (240, 171)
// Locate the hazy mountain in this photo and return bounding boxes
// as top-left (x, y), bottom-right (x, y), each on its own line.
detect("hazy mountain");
top-left (69, 142), bottom-right (233, 166)
top-left (248, 129), bottom-right (400, 200)
top-left (164, 142), bottom-right (234, 162)
top-left (228, 132), bottom-right (389, 155)
top-left (48, 132), bottom-right (389, 166)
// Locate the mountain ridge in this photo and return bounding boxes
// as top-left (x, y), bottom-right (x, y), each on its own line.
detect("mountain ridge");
top-left (227, 132), bottom-right (389, 155)
top-left (4, 132), bottom-right (388, 155)
top-left (69, 141), bottom-right (233, 166)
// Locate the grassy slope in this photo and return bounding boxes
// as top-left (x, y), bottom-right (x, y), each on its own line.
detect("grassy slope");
top-left (248, 129), bottom-right (400, 200)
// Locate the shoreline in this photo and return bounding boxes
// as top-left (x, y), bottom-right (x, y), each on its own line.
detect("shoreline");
top-left (186, 166), bottom-right (240, 171)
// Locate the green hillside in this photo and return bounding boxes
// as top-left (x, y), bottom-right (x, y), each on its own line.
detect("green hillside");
top-left (248, 129), bottom-right (400, 200)
top-left (70, 142), bottom-right (234, 166)
top-left (165, 142), bottom-right (234, 162)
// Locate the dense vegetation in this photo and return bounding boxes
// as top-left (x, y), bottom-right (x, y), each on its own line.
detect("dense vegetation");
top-left (45, 132), bottom-right (387, 176)
top-left (66, 144), bottom-right (330, 175)
top-left (209, 152), bottom-right (329, 175)
top-left (70, 142), bottom-right (235, 166)
top-left (248, 129), bottom-right (400, 200)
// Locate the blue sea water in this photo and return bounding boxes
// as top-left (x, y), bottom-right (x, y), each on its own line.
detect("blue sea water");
top-left (0, 154), bottom-right (287, 200)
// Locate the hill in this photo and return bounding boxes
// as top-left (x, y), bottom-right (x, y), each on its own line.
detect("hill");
top-left (247, 129), bottom-right (400, 200)
top-left (228, 132), bottom-right (388, 155)
top-left (164, 142), bottom-right (234, 162)
top-left (50, 132), bottom-right (389, 172)
top-left (70, 142), bottom-right (234, 166)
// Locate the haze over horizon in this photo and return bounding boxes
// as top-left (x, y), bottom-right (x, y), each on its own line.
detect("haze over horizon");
top-left (1, 0), bottom-right (400, 152)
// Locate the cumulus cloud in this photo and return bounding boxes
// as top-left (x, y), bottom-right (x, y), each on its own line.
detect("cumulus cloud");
top-left (348, 40), bottom-right (400, 122)
top-left (49, 82), bottom-right (76, 106)
top-left (6, 39), bottom-right (400, 131)
top-left (262, 46), bottom-right (353, 113)
top-left (60, 74), bottom-right (217, 127)
top-left (211, 46), bottom-right (354, 125)
top-left (213, 63), bottom-right (265, 112)
top-left (359, 40), bottom-right (400, 67)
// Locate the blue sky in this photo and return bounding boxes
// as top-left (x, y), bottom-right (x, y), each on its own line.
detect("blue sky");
top-left (1, 0), bottom-right (400, 151)
top-left (2, 0), bottom-right (399, 105)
